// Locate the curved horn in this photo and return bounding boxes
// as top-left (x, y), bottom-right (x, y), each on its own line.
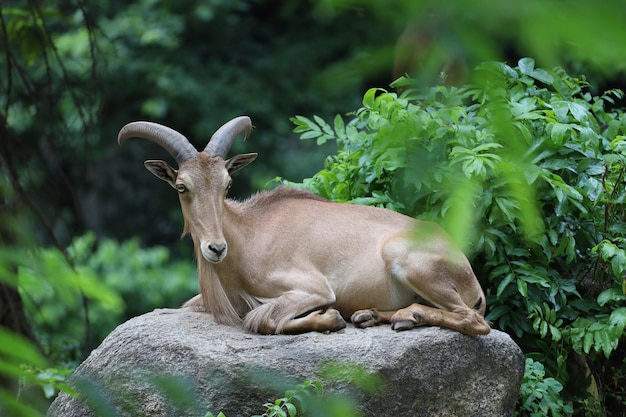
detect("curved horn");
top-left (204, 116), bottom-right (252, 158)
top-left (117, 121), bottom-right (198, 165)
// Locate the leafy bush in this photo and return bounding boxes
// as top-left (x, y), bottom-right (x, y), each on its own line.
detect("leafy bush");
top-left (18, 232), bottom-right (197, 367)
top-left (518, 358), bottom-right (573, 417)
top-left (286, 58), bottom-right (626, 415)
top-left (1, 236), bottom-right (120, 415)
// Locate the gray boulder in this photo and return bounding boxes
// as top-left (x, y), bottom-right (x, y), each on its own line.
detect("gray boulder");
top-left (48, 309), bottom-right (524, 417)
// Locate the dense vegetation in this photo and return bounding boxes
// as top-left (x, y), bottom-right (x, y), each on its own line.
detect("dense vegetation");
top-left (289, 59), bottom-right (626, 415)
top-left (2, 0), bottom-right (626, 416)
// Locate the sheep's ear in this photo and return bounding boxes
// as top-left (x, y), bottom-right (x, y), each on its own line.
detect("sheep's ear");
top-left (225, 153), bottom-right (257, 175)
top-left (144, 160), bottom-right (178, 189)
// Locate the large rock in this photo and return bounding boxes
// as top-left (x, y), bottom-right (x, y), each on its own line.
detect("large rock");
top-left (48, 309), bottom-right (524, 417)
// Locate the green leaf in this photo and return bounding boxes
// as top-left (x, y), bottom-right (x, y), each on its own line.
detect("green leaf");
top-left (594, 330), bottom-right (614, 358)
top-left (548, 123), bottom-right (571, 145)
top-left (596, 240), bottom-right (618, 259)
top-left (333, 114), bottom-right (346, 141)
top-left (300, 130), bottom-right (321, 140)
top-left (518, 57), bottom-right (536, 75)
top-left (363, 88), bottom-right (379, 109)
top-left (285, 402), bottom-right (297, 417)
top-left (611, 250), bottom-right (626, 278)
top-left (598, 287), bottom-right (626, 306)
top-left (609, 307), bottom-right (626, 330)
top-left (549, 325), bottom-right (562, 341)
top-left (496, 273), bottom-right (515, 298)
top-left (551, 101), bottom-right (570, 122)
top-left (518, 57), bottom-right (554, 83)
top-left (517, 278), bottom-right (528, 297)
top-left (485, 304), bottom-right (509, 322)
top-left (291, 115), bottom-right (319, 133)
top-left (568, 102), bottom-right (589, 122)
top-left (529, 68), bottom-right (555, 85)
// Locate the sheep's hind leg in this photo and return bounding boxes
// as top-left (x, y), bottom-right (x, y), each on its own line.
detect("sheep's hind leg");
top-left (389, 303), bottom-right (490, 335)
top-left (381, 234), bottom-right (491, 335)
top-left (351, 305), bottom-right (489, 335)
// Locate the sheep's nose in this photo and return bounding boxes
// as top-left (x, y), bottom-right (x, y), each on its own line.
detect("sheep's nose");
top-left (209, 243), bottom-right (226, 257)
top-left (201, 241), bottom-right (227, 263)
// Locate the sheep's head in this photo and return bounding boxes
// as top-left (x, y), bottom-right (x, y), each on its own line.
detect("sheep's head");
top-left (118, 116), bottom-right (257, 263)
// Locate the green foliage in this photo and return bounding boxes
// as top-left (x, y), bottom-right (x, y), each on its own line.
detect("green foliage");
top-left (0, 327), bottom-right (45, 380)
top-left (518, 358), bottom-right (573, 417)
top-left (319, 0), bottom-right (626, 77)
top-left (23, 367), bottom-right (76, 400)
top-left (1, 0), bottom-right (395, 252)
top-left (18, 232), bottom-right (197, 367)
top-left (205, 379), bottom-right (359, 417)
top-left (287, 58), bottom-right (626, 414)
top-left (0, 327), bottom-right (69, 417)
top-left (563, 287), bottom-right (626, 359)
top-left (1, 251), bottom-right (81, 415)
top-left (2, 174), bottom-right (116, 414)
top-left (316, 361), bottom-right (384, 395)
top-left (64, 368), bottom-right (365, 417)
top-left (1, 231), bottom-right (196, 415)
top-left (254, 380), bottom-right (323, 417)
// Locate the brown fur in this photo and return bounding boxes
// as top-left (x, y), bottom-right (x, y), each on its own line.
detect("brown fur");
top-left (129, 121), bottom-right (490, 336)
top-left (237, 186), bottom-right (327, 210)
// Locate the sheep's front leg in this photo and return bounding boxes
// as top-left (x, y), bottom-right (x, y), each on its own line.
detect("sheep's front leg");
top-left (351, 309), bottom-right (396, 327)
top-left (243, 287), bottom-right (345, 335)
top-left (281, 308), bottom-right (346, 334)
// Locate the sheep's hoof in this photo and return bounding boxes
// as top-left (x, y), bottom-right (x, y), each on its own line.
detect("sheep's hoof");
top-left (351, 309), bottom-right (379, 328)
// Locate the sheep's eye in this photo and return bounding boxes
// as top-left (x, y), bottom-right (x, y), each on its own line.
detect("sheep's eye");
top-left (176, 184), bottom-right (188, 194)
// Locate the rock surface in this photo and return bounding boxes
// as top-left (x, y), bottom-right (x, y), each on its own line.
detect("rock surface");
top-left (48, 309), bottom-right (524, 417)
